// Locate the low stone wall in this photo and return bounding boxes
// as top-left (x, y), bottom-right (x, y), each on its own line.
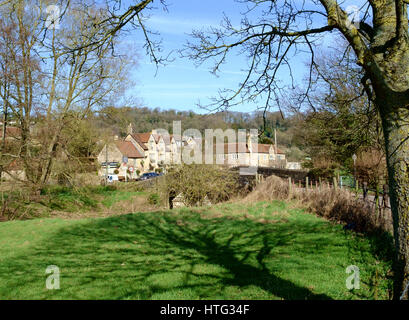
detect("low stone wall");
top-left (230, 166), bottom-right (309, 190)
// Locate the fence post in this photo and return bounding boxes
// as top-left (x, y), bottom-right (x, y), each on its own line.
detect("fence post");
top-left (375, 184), bottom-right (380, 224)
top-left (333, 177), bottom-right (338, 190)
top-left (355, 180), bottom-right (359, 200)
top-left (288, 177), bottom-right (292, 198)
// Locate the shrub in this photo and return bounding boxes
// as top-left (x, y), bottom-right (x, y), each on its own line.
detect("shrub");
top-left (148, 193), bottom-right (160, 205)
top-left (40, 185), bottom-right (72, 196)
top-left (93, 185), bottom-right (117, 193)
top-left (245, 175), bottom-right (392, 234)
top-left (162, 164), bottom-right (240, 207)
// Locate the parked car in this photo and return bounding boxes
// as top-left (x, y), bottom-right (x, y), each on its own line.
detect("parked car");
top-left (137, 172), bottom-right (159, 181)
top-left (107, 175), bottom-right (119, 183)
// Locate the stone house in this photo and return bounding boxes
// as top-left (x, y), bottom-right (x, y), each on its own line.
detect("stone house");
top-left (97, 124), bottom-right (286, 177)
top-left (97, 140), bottom-right (145, 180)
top-left (213, 135), bottom-right (286, 168)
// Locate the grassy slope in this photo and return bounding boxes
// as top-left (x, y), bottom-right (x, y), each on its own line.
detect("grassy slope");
top-left (2, 185), bottom-right (149, 219)
top-left (0, 201), bottom-right (393, 300)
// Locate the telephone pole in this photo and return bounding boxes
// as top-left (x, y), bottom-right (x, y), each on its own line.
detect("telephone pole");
top-left (105, 144), bottom-right (108, 185)
top-left (274, 128), bottom-right (277, 155)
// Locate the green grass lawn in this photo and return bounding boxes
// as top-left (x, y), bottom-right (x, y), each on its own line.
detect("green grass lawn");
top-left (0, 201), bottom-right (393, 300)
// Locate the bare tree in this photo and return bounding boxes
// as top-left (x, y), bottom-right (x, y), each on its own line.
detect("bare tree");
top-left (0, 0), bottom-right (133, 186)
top-left (184, 0), bottom-right (409, 300)
top-left (3, 0), bottom-right (409, 299)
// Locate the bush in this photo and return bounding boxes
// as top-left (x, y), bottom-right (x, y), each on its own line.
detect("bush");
top-left (148, 193), bottom-right (160, 205)
top-left (92, 185), bottom-right (117, 193)
top-left (162, 164), bottom-right (240, 207)
top-left (40, 185), bottom-right (72, 196)
top-left (245, 175), bottom-right (392, 234)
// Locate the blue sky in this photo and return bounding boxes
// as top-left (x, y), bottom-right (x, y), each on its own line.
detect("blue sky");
top-left (120, 0), bottom-right (347, 114)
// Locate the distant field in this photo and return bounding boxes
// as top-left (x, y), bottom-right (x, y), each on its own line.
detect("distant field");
top-left (0, 201), bottom-right (393, 299)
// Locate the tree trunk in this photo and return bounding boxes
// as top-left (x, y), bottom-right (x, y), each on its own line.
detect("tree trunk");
top-left (380, 103), bottom-right (409, 300)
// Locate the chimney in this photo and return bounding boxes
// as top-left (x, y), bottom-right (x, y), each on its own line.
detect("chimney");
top-left (247, 130), bottom-right (258, 152)
top-left (127, 123), bottom-right (133, 135)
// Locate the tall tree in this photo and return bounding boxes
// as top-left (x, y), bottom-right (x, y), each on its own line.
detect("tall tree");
top-left (4, 0), bottom-right (409, 298)
top-left (297, 46), bottom-right (384, 167)
top-left (187, 0), bottom-right (409, 299)
top-left (0, 0), bottom-right (133, 186)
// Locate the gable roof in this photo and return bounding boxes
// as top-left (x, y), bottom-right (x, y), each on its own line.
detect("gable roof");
top-left (151, 134), bottom-right (161, 143)
top-left (276, 147), bottom-right (285, 155)
top-left (130, 133), bottom-right (151, 150)
top-left (257, 144), bottom-right (273, 154)
top-left (115, 141), bottom-right (144, 159)
top-left (161, 134), bottom-right (172, 145)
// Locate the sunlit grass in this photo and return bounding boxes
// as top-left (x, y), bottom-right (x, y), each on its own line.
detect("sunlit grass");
top-left (0, 201), bottom-right (393, 300)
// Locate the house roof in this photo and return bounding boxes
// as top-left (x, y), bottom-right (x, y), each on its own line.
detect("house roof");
top-left (213, 143), bottom-right (250, 154)
top-left (212, 142), bottom-right (284, 155)
top-left (130, 133), bottom-right (151, 150)
top-left (257, 144), bottom-right (273, 154)
top-left (161, 134), bottom-right (172, 145)
top-left (115, 141), bottom-right (144, 159)
top-left (171, 134), bottom-right (182, 142)
top-left (151, 134), bottom-right (161, 143)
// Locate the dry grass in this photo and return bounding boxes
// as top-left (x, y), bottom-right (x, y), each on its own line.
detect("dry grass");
top-left (244, 175), bottom-right (392, 234)
top-left (0, 183), bottom-right (157, 221)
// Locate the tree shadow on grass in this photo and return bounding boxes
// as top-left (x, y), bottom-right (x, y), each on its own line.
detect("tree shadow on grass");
top-left (0, 210), bottom-right (367, 299)
top-left (139, 215), bottom-right (331, 299)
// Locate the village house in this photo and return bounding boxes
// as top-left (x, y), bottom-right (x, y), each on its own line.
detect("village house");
top-left (211, 135), bottom-right (286, 168)
top-left (124, 126), bottom-right (185, 171)
top-left (97, 124), bottom-right (287, 179)
top-left (97, 139), bottom-right (145, 180)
